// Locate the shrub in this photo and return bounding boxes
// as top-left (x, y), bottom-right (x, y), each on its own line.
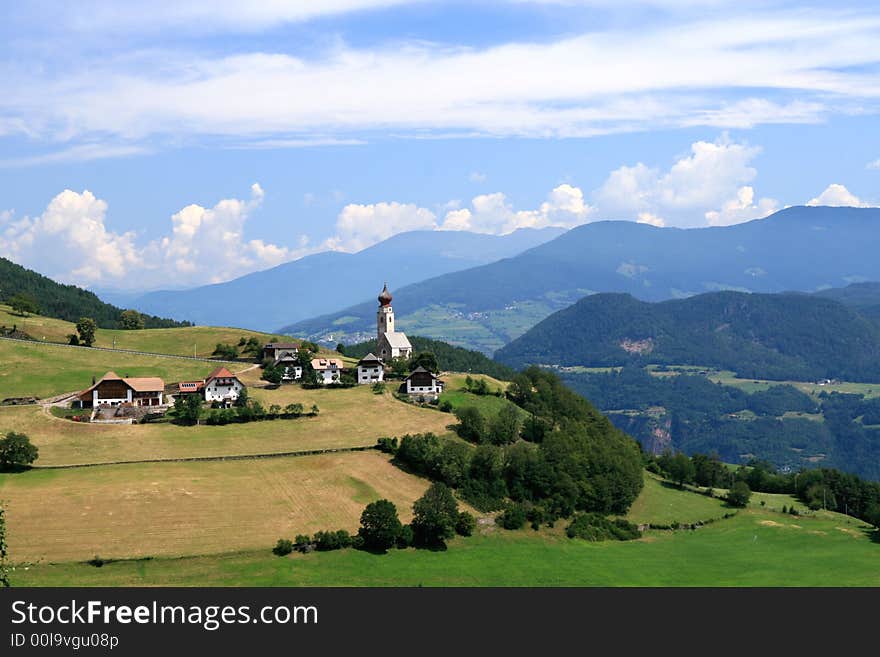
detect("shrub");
top-left (397, 524), bottom-right (414, 548)
top-left (438, 400), bottom-right (453, 413)
top-left (727, 481), bottom-right (752, 508)
top-left (376, 437), bottom-right (398, 454)
top-left (273, 538), bottom-right (295, 556)
top-left (498, 503), bottom-right (528, 530)
top-left (455, 511), bottom-right (476, 537)
top-left (88, 555), bottom-right (105, 568)
top-left (566, 513), bottom-right (641, 542)
top-left (313, 529), bottom-right (353, 551)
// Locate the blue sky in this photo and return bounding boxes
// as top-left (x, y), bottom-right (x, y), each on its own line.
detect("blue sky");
top-left (1, 1), bottom-right (879, 291)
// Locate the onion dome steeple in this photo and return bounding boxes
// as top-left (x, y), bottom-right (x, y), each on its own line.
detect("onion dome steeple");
top-left (378, 282), bottom-right (393, 307)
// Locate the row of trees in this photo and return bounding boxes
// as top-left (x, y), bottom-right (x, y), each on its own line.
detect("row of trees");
top-left (172, 390), bottom-right (318, 426)
top-left (274, 483), bottom-right (475, 556)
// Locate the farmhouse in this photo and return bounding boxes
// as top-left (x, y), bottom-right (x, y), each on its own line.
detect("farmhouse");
top-left (76, 371), bottom-right (165, 408)
top-left (404, 366), bottom-right (444, 400)
top-left (204, 367), bottom-right (246, 403)
top-left (357, 353), bottom-right (385, 384)
top-left (311, 357), bottom-right (345, 385)
top-left (276, 354), bottom-right (303, 381)
top-left (376, 283), bottom-right (412, 360)
top-left (262, 342), bottom-right (300, 362)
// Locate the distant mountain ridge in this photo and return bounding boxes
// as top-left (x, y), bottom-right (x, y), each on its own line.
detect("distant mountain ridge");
top-left (284, 206), bottom-right (880, 352)
top-left (121, 227), bottom-right (565, 331)
top-left (0, 256), bottom-right (187, 330)
top-left (494, 290), bottom-right (880, 382)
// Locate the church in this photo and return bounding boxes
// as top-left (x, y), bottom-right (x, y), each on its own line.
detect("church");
top-left (376, 282), bottom-right (412, 360)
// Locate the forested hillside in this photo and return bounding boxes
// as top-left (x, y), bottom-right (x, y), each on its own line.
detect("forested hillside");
top-left (495, 291), bottom-right (880, 382)
top-left (0, 257), bottom-right (188, 329)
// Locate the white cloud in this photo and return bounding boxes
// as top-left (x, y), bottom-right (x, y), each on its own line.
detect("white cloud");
top-left (705, 186), bottom-right (779, 226)
top-left (806, 183), bottom-right (873, 207)
top-left (469, 171), bottom-right (487, 183)
top-left (592, 135), bottom-right (778, 227)
top-left (0, 184), bottom-right (303, 289)
top-left (4, 10), bottom-right (880, 151)
top-left (0, 144), bottom-right (150, 168)
top-left (439, 184), bottom-right (596, 234)
top-left (636, 212), bottom-right (665, 227)
top-left (326, 202), bottom-right (437, 251)
top-left (867, 159), bottom-right (880, 170)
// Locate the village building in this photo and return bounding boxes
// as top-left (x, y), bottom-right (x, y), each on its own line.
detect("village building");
top-left (311, 357), bottom-right (345, 385)
top-left (356, 353), bottom-right (385, 385)
top-left (262, 342), bottom-right (300, 362)
top-left (376, 283), bottom-right (412, 360)
top-left (203, 367), bottom-right (246, 404)
top-left (275, 354), bottom-right (303, 381)
top-left (75, 371), bottom-right (165, 408)
top-left (404, 366), bottom-right (444, 400)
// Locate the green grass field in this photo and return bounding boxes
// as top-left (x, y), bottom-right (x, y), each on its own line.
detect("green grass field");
top-left (0, 304), bottom-right (289, 357)
top-left (623, 475), bottom-right (729, 526)
top-left (10, 505), bottom-right (877, 587)
top-left (0, 339), bottom-right (254, 399)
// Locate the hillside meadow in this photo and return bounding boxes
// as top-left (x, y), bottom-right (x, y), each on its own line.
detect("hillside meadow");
top-left (0, 451), bottom-right (431, 563)
top-left (0, 304), bottom-right (287, 357)
top-left (0, 339), bottom-right (254, 400)
top-left (0, 385), bottom-right (454, 466)
top-left (10, 503), bottom-right (877, 587)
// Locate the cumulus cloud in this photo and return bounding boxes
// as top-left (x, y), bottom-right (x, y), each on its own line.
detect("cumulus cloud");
top-left (325, 202), bottom-right (437, 251)
top-left (439, 184), bottom-right (596, 234)
top-left (806, 184), bottom-right (873, 207)
top-left (592, 135), bottom-right (779, 228)
top-left (866, 159), bottom-right (880, 170)
top-left (0, 184), bottom-right (302, 289)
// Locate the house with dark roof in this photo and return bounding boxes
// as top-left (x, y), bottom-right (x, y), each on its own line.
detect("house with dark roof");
top-left (403, 366), bottom-right (444, 400)
top-left (262, 342), bottom-right (300, 362)
top-left (76, 371), bottom-right (165, 408)
top-left (356, 353), bottom-right (385, 384)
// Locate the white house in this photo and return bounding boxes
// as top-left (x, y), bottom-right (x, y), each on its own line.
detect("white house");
top-left (404, 366), bottom-right (444, 400)
top-left (262, 342), bottom-right (300, 362)
top-left (76, 371), bottom-right (165, 408)
top-left (376, 283), bottom-right (412, 360)
top-left (276, 354), bottom-right (303, 381)
top-left (311, 358), bottom-right (345, 385)
top-left (204, 367), bottom-right (246, 404)
top-left (357, 353), bottom-right (385, 385)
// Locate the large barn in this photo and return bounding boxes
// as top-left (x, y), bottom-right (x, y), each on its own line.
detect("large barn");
top-left (76, 371), bottom-right (165, 408)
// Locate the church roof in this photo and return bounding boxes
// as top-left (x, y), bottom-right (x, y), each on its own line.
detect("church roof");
top-left (378, 282), bottom-right (393, 307)
top-left (381, 331), bottom-right (412, 349)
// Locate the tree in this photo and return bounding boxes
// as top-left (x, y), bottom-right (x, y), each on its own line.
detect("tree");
top-left (489, 404), bottom-right (522, 445)
top-left (664, 452), bottom-right (696, 488)
top-left (8, 293), bottom-right (38, 317)
top-left (727, 481), bottom-right (752, 508)
top-left (336, 343), bottom-right (346, 355)
top-left (865, 504), bottom-right (880, 531)
top-left (411, 482), bottom-right (460, 547)
top-left (455, 511), bottom-right (476, 537)
top-left (261, 365), bottom-right (283, 386)
top-left (389, 357), bottom-right (409, 379)
top-left (0, 432), bottom-right (38, 470)
top-left (409, 352), bottom-right (439, 373)
top-left (454, 406), bottom-right (487, 443)
top-left (75, 317), bottom-right (97, 347)
top-left (358, 499), bottom-right (403, 552)
top-left (173, 395), bottom-right (202, 425)
top-left (212, 343), bottom-right (239, 359)
top-left (119, 309), bottom-right (145, 330)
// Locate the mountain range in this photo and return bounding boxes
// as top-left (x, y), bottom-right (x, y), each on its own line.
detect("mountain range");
top-left (284, 206), bottom-right (880, 352)
top-left (114, 227), bottom-right (565, 331)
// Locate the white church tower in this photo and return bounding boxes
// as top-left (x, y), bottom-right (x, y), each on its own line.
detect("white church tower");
top-left (376, 282), bottom-right (412, 361)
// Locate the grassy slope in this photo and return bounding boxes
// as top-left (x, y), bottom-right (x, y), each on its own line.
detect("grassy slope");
top-left (11, 506), bottom-right (877, 587)
top-left (0, 384), bottom-right (454, 467)
top-left (0, 304), bottom-right (287, 357)
top-left (623, 475), bottom-right (728, 526)
top-left (438, 373), bottom-right (527, 418)
top-left (0, 451), bottom-right (430, 563)
top-left (0, 340), bottom-right (253, 399)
